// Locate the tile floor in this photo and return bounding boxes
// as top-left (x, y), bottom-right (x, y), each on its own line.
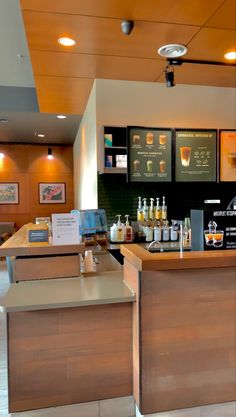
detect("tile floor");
top-left (0, 260), bottom-right (235, 417)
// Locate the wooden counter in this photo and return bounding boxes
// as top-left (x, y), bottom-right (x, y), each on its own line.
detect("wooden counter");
top-left (120, 244), bottom-right (236, 415)
top-left (120, 243), bottom-right (236, 270)
top-left (0, 270), bottom-right (135, 412)
top-left (0, 224), bottom-right (85, 281)
top-left (0, 271), bottom-right (134, 313)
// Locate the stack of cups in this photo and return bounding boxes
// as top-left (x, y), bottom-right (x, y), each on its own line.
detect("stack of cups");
top-left (84, 250), bottom-right (95, 273)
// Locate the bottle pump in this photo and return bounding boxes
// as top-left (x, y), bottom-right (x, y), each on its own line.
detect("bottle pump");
top-left (155, 198), bottom-right (161, 220)
top-left (162, 196), bottom-right (167, 220)
top-left (124, 215), bottom-right (133, 242)
top-left (137, 196), bottom-right (144, 221)
top-left (143, 198), bottom-right (149, 221)
top-left (149, 198), bottom-right (155, 220)
top-left (115, 215), bottom-right (125, 242)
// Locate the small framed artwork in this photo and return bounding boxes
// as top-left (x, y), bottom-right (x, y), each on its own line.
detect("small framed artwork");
top-left (39, 183), bottom-right (66, 204)
top-left (0, 182), bottom-right (19, 204)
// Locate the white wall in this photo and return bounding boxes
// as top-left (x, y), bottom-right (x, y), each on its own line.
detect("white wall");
top-left (96, 79), bottom-right (236, 130)
top-left (74, 79), bottom-right (236, 204)
top-left (73, 81), bottom-right (97, 209)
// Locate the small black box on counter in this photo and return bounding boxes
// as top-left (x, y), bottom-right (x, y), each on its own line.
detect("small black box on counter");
top-left (191, 209), bottom-right (236, 251)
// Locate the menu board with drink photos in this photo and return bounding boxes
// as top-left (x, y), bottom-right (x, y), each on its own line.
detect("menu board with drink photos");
top-left (219, 130), bottom-right (236, 182)
top-left (175, 129), bottom-right (217, 182)
top-left (127, 127), bottom-right (172, 182)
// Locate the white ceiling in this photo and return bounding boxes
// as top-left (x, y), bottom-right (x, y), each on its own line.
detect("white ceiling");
top-left (0, 0), bottom-right (34, 87)
top-left (0, 0), bottom-right (80, 145)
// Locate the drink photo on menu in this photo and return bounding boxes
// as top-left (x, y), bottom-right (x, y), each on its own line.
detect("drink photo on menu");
top-left (219, 130), bottom-right (236, 182)
top-left (175, 129), bottom-right (217, 182)
top-left (127, 126), bottom-right (172, 182)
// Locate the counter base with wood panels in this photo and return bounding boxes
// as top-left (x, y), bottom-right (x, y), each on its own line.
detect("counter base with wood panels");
top-left (8, 303), bottom-right (132, 412)
top-left (121, 244), bottom-right (236, 415)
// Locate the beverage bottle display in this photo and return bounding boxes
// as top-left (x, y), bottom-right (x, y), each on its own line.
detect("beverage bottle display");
top-left (161, 196), bottom-right (167, 220)
top-left (155, 198), bottom-right (161, 220)
top-left (110, 223), bottom-right (117, 242)
top-left (124, 215), bottom-right (133, 242)
top-left (115, 215), bottom-right (125, 242)
top-left (154, 225), bottom-right (162, 241)
top-left (149, 198), bottom-right (155, 220)
top-left (137, 196), bottom-right (144, 221)
top-left (183, 217), bottom-right (191, 244)
top-left (162, 221), bottom-right (170, 241)
top-left (145, 226), bottom-right (154, 242)
top-left (143, 198), bottom-right (149, 221)
top-left (170, 220), bottom-right (178, 241)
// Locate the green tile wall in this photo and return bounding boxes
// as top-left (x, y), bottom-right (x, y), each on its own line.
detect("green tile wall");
top-left (98, 173), bottom-right (236, 227)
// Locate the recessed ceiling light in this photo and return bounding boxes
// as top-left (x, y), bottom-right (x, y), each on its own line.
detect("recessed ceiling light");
top-left (37, 134), bottom-right (45, 138)
top-left (57, 115), bottom-right (67, 119)
top-left (58, 37), bottom-right (76, 46)
top-left (0, 152), bottom-right (5, 160)
top-left (224, 51), bottom-right (236, 60)
top-left (158, 44), bottom-right (188, 58)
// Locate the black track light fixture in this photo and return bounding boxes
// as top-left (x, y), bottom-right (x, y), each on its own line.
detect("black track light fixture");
top-left (47, 147), bottom-right (53, 160)
top-left (165, 64), bottom-right (175, 88)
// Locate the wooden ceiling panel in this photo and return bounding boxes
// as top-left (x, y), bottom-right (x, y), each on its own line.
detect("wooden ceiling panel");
top-left (30, 50), bottom-right (165, 82)
top-left (186, 27), bottom-right (236, 62)
top-left (34, 77), bottom-right (94, 114)
top-left (206, 0), bottom-right (236, 30)
top-left (22, 11), bottom-right (199, 59)
top-left (170, 64), bottom-right (236, 88)
top-left (20, 0), bottom-right (223, 26)
top-left (19, 0), bottom-right (235, 117)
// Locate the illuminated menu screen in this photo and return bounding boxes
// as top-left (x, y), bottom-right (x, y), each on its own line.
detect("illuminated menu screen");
top-left (220, 130), bottom-right (236, 182)
top-left (175, 130), bottom-right (217, 182)
top-left (127, 127), bottom-right (172, 182)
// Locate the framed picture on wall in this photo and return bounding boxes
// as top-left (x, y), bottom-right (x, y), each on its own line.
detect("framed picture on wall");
top-left (219, 130), bottom-right (236, 182)
top-left (0, 182), bottom-right (19, 204)
top-left (39, 183), bottom-right (66, 204)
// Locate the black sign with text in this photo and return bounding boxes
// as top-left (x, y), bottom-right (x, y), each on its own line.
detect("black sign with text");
top-left (191, 209), bottom-right (236, 250)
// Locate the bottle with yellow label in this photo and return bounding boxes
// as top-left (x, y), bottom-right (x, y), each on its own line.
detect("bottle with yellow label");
top-left (162, 196), bottom-right (167, 221)
top-left (137, 196), bottom-right (144, 221)
top-left (149, 198), bottom-right (155, 220)
top-left (155, 198), bottom-right (161, 221)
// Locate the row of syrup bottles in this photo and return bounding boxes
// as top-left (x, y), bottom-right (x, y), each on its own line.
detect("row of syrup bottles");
top-left (137, 196), bottom-right (167, 222)
top-left (110, 215), bottom-right (133, 243)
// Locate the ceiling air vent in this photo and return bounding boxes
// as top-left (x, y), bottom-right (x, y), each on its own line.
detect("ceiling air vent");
top-left (158, 44), bottom-right (188, 58)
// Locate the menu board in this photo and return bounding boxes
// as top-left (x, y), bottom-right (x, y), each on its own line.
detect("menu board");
top-left (219, 130), bottom-right (236, 182)
top-left (175, 130), bottom-right (217, 182)
top-left (127, 127), bottom-right (172, 182)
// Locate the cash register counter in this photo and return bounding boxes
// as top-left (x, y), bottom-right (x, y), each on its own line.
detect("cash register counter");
top-left (0, 231), bottom-right (235, 415)
top-left (120, 244), bottom-right (236, 415)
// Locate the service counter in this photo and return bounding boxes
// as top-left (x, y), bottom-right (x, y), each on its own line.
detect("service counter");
top-left (120, 244), bottom-right (236, 415)
top-left (0, 269), bottom-right (135, 412)
top-left (0, 231), bottom-right (235, 415)
top-left (0, 224), bottom-right (86, 282)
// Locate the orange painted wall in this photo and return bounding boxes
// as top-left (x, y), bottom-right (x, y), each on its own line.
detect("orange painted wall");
top-left (0, 144), bottom-right (74, 229)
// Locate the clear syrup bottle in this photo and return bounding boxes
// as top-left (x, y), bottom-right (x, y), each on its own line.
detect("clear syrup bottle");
top-left (161, 196), bottom-right (167, 221)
